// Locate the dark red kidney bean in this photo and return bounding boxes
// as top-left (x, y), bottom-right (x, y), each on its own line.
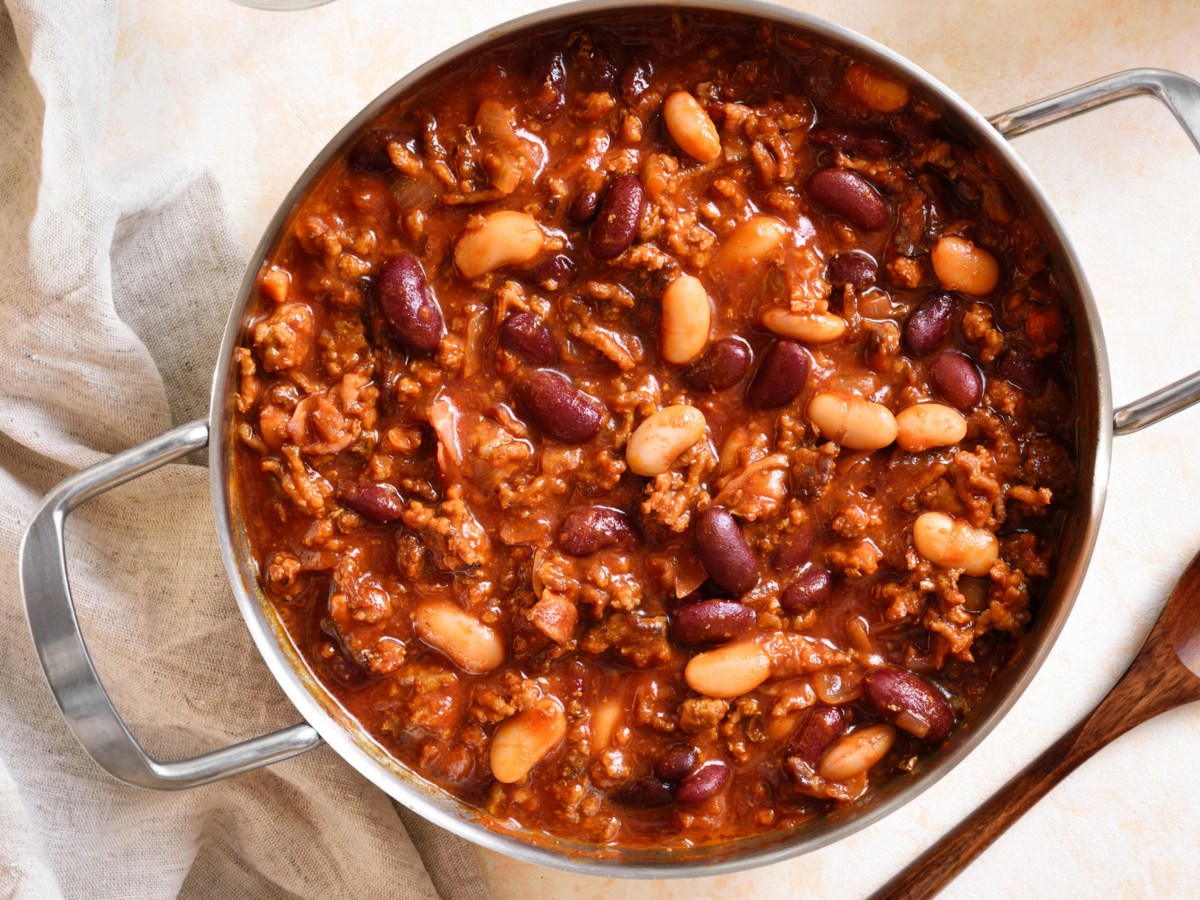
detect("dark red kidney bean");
top-left (997, 349), bottom-right (1049, 397)
top-left (654, 744), bottom-right (700, 782)
top-left (377, 255), bottom-right (444, 353)
top-left (694, 507), bottom-right (760, 595)
top-left (588, 174), bottom-right (646, 260)
top-left (557, 506), bottom-right (638, 556)
top-left (588, 44), bottom-right (618, 92)
top-left (682, 338), bottom-right (752, 392)
top-left (499, 312), bottom-right (557, 365)
top-left (568, 186), bottom-right (601, 226)
top-left (621, 56), bottom-right (654, 103)
top-left (774, 522), bottom-right (814, 570)
top-left (525, 254), bottom-right (576, 291)
top-left (337, 481), bottom-right (404, 524)
top-left (613, 776), bottom-right (674, 808)
top-left (930, 350), bottom-right (984, 409)
top-left (529, 49), bottom-right (566, 120)
top-left (747, 340), bottom-right (811, 409)
top-left (675, 761), bottom-right (731, 805)
top-left (671, 600), bottom-right (755, 646)
top-left (904, 293), bottom-right (955, 356)
top-left (807, 167), bottom-right (889, 231)
top-left (787, 705), bottom-right (846, 765)
top-left (780, 565), bottom-right (833, 612)
top-left (864, 666), bottom-right (954, 743)
top-left (826, 251), bottom-right (878, 290)
top-left (809, 122), bottom-right (901, 158)
top-left (347, 128), bottom-right (403, 174)
top-left (518, 370), bottom-right (607, 443)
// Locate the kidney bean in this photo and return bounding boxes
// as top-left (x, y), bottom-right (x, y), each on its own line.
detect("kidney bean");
top-left (588, 174), bottom-right (646, 259)
top-left (518, 371), bottom-right (606, 443)
top-left (568, 185), bottom-right (601, 225)
top-left (809, 122), bottom-right (901, 158)
top-left (807, 167), bottom-right (888, 231)
top-left (774, 522), bottom-right (813, 570)
top-left (675, 761), bottom-right (731, 805)
top-left (347, 128), bottom-right (403, 174)
top-left (826, 251), bottom-right (878, 290)
top-left (377, 255), bottom-right (444, 353)
top-left (654, 743), bottom-right (700, 782)
top-left (338, 481), bottom-right (404, 524)
top-left (863, 666), bottom-right (953, 743)
top-left (930, 350), bottom-right (984, 409)
top-left (499, 312), bottom-right (556, 365)
top-left (682, 337), bottom-right (751, 392)
top-left (614, 776), bottom-right (674, 808)
top-left (997, 349), bottom-right (1049, 397)
top-left (787, 705), bottom-right (846, 765)
top-left (780, 566), bottom-right (833, 612)
top-left (557, 506), bottom-right (638, 556)
top-left (694, 507), bottom-right (760, 595)
top-left (621, 56), bottom-right (654, 103)
top-left (747, 340), bottom-right (811, 410)
top-left (671, 600), bottom-right (755, 646)
top-left (529, 49), bottom-right (566, 120)
top-left (904, 293), bottom-right (955, 356)
top-left (587, 44), bottom-right (618, 92)
top-left (525, 254), bottom-right (576, 291)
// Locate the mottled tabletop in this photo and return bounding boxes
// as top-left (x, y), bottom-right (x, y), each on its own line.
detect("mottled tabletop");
top-left (105, 1), bottom-right (1200, 896)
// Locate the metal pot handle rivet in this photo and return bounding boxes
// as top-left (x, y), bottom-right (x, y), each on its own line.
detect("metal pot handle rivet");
top-left (18, 419), bottom-right (323, 790)
top-left (992, 68), bottom-right (1200, 436)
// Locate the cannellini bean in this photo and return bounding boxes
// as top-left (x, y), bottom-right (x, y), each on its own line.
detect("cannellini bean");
top-left (817, 723), bottom-right (896, 781)
top-left (489, 698), bottom-right (566, 783)
top-left (663, 91), bottom-right (722, 163)
top-left (762, 308), bottom-right (847, 344)
top-left (844, 62), bottom-right (910, 113)
top-left (808, 392), bottom-right (898, 450)
top-left (660, 274), bottom-right (711, 365)
top-left (412, 600), bottom-right (505, 673)
top-left (453, 210), bottom-right (545, 279)
top-left (684, 640), bottom-right (771, 698)
top-left (930, 235), bottom-right (999, 296)
top-left (590, 697), bottom-right (624, 751)
top-left (717, 216), bottom-right (788, 271)
top-left (895, 403), bottom-right (968, 452)
top-left (626, 405), bottom-right (707, 476)
top-left (912, 511), bottom-right (999, 577)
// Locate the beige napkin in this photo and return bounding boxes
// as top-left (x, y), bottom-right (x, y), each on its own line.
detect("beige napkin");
top-left (0, 1), bottom-right (486, 896)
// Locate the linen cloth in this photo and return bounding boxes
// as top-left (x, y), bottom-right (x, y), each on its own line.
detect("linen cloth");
top-left (0, 1), bottom-right (487, 897)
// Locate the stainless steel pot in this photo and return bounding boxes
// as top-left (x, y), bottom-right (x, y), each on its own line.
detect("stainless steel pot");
top-left (19, 0), bottom-right (1200, 877)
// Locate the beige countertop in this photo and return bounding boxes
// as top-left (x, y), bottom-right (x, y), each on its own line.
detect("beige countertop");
top-left (105, 1), bottom-right (1200, 896)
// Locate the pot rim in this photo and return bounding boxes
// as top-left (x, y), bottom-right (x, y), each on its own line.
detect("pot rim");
top-left (208, 0), bottom-right (1113, 877)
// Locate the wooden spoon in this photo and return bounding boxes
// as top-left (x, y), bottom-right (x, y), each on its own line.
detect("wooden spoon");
top-left (870, 549), bottom-right (1200, 899)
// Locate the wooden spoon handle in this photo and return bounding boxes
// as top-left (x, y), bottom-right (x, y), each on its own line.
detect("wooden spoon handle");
top-left (868, 646), bottom-right (1199, 900)
top-left (865, 715), bottom-right (1092, 900)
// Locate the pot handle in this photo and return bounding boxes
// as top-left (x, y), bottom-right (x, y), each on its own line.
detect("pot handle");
top-left (18, 419), bottom-right (323, 790)
top-left (991, 68), bottom-right (1200, 435)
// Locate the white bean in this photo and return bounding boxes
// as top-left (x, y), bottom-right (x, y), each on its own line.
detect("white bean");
top-left (684, 640), bottom-right (772, 699)
top-left (489, 698), bottom-right (566, 783)
top-left (663, 91), bottom-right (721, 163)
top-left (454, 211), bottom-right (544, 279)
top-left (626, 405), bottom-right (707, 476)
top-left (895, 403), bottom-right (968, 452)
top-left (660, 275), bottom-right (711, 365)
top-left (412, 600), bottom-right (505, 673)
top-left (808, 392), bottom-right (898, 450)
top-left (912, 511), bottom-right (999, 577)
